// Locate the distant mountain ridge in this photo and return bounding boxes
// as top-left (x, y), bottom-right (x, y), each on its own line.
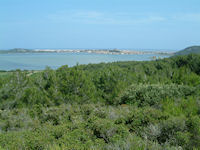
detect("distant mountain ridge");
top-left (174, 46), bottom-right (200, 55)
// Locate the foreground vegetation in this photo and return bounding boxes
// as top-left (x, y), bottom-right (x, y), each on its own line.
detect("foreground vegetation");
top-left (0, 54), bottom-right (200, 149)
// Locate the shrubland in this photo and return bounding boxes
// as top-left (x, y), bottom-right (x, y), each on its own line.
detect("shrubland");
top-left (0, 54), bottom-right (200, 149)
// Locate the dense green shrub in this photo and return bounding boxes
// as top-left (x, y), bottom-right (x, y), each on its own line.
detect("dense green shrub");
top-left (56, 66), bottom-right (97, 103)
top-left (117, 84), bottom-right (197, 106)
top-left (92, 66), bottom-right (131, 104)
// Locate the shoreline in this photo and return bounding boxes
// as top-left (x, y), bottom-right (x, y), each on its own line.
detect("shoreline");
top-left (0, 48), bottom-right (174, 55)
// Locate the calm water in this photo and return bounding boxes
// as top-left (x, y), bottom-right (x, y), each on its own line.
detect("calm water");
top-left (0, 53), bottom-right (169, 70)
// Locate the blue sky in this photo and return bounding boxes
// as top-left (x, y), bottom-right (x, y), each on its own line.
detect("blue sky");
top-left (0, 0), bottom-right (200, 50)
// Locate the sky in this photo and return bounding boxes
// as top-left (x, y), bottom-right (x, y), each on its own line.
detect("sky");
top-left (0, 0), bottom-right (200, 50)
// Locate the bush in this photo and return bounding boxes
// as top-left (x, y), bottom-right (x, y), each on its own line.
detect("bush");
top-left (89, 117), bottom-right (129, 144)
top-left (117, 84), bottom-right (197, 106)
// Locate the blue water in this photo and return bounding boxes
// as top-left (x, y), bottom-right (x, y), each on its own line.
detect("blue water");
top-left (0, 52), bottom-right (169, 70)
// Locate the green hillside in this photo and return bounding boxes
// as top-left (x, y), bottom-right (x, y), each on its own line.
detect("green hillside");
top-left (0, 54), bottom-right (200, 149)
top-left (175, 46), bottom-right (200, 55)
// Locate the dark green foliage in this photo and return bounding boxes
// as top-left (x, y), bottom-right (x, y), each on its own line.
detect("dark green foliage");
top-left (92, 66), bottom-right (130, 104)
top-left (172, 54), bottom-right (200, 75)
top-left (0, 54), bottom-right (200, 149)
top-left (56, 65), bottom-right (97, 103)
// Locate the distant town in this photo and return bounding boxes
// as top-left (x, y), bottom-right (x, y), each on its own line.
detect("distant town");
top-left (0, 48), bottom-right (174, 55)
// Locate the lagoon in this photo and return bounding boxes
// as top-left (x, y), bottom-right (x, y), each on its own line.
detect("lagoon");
top-left (0, 52), bottom-right (169, 70)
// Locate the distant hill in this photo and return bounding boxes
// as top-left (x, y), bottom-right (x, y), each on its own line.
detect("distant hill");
top-left (174, 46), bottom-right (200, 55)
top-left (0, 48), bottom-right (33, 54)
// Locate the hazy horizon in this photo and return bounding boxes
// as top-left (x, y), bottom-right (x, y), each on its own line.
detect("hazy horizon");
top-left (1, 47), bottom-right (179, 52)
